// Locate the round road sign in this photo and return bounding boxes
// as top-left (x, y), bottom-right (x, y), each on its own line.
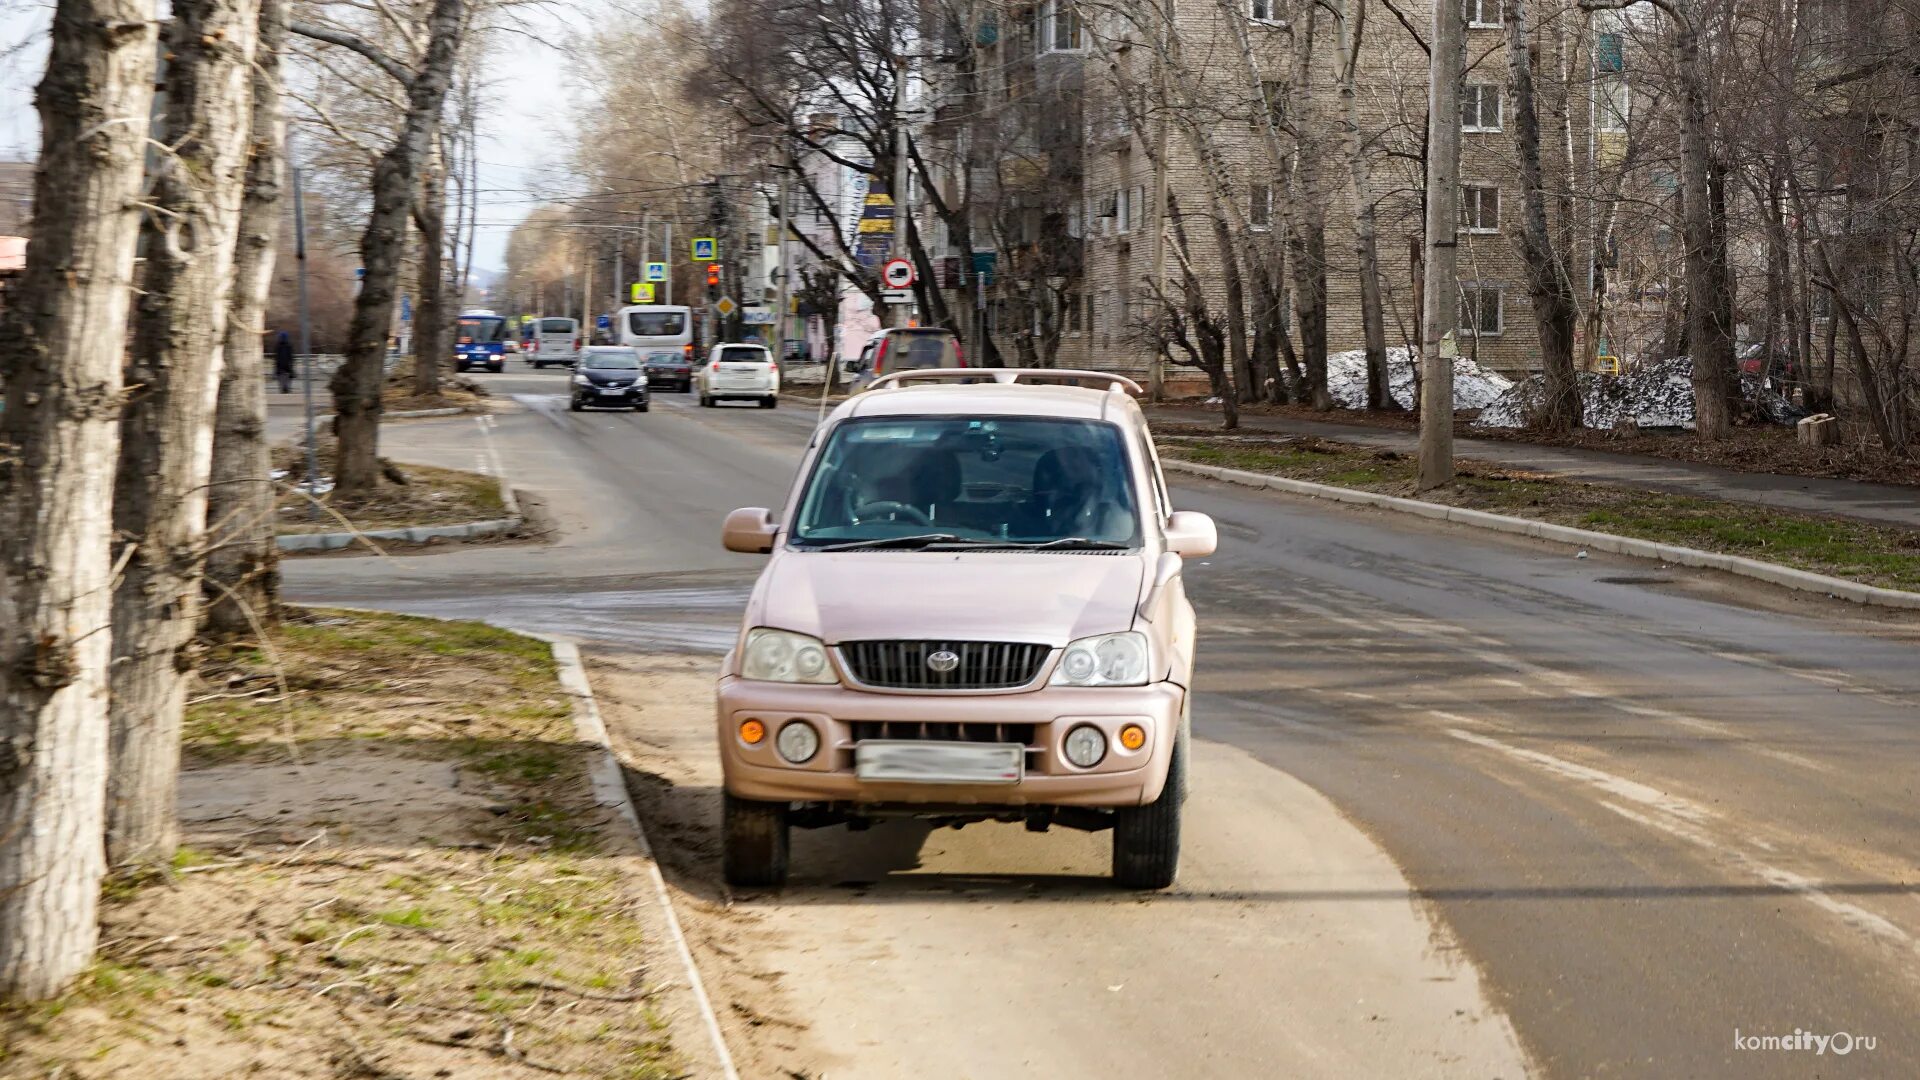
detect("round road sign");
top-left (882, 258), bottom-right (915, 289)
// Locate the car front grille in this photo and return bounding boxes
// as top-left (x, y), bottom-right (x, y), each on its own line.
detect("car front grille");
top-left (838, 640), bottom-right (1051, 690)
top-left (848, 719), bottom-right (1042, 746)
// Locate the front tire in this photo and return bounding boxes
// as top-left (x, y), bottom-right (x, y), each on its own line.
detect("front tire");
top-left (1112, 730), bottom-right (1184, 890)
top-left (634, 401), bottom-right (648, 412)
top-left (722, 793), bottom-right (789, 888)
top-left (568, 397), bottom-right (584, 412)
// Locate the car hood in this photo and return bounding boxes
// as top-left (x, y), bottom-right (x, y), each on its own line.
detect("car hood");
top-left (753, 550), bottom-right (1145, 645)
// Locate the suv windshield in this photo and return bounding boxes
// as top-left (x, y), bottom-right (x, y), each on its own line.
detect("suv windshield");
top-left (790, 417), bottom-right (1140, 548)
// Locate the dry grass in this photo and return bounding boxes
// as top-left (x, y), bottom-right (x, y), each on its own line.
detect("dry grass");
top-left (1163, 434), bottom-right (1920, 592)
top-left (272, 437), bottom-right (507, 536)
top-left (0, 610), bottom-right (683, 1079)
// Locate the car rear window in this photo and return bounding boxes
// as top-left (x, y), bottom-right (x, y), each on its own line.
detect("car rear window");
top-left (629, 311), bottom-right (687, 336)
top-left (719, 346), bottom-right (769, 364)
top-left (540, 319), bottom-right (576, 333)
top-left (881, 331), bottom-right (959, 371)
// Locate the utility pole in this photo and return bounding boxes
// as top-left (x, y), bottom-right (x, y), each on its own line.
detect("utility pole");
top-left (1147, 0), bottom-right (1174, 402)
top-left (639, 210), bottom-right (651, 306)
top-left (293, 160), bottom-right (320, 520)
top-left (583, 243), bottom-right (594, 343)
top-left (663, 219), bottom-right (674, 306)
top-left (891, 57), bottom-right (913, 329)
top-left (1418, 0), bottom-right (1463, 489)
top-left (775, 162), bottom-right (791, 357)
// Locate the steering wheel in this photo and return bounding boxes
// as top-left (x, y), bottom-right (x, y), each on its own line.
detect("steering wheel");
top-left (852, 500), bottom-right (931, 525)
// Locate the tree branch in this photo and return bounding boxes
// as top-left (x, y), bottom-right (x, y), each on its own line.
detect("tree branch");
top-left (288, 20), bottom-right (414, 86)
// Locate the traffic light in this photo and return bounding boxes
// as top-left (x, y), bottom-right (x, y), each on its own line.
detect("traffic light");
top-left (706, 264), bottom-right (721, 287)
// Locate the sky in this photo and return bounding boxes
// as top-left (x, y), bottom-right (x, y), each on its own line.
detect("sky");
top-left (0, 0), bottom-right (590, 273)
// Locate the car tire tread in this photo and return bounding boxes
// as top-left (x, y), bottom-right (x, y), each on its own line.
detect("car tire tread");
top-left (1111, 730), bottom-right (1183, 890)
top-left (722, 793), bottom-right (789, 888)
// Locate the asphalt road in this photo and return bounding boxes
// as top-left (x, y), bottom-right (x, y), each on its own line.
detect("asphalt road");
top-left (286, 367), bottom-right (1920, 1078)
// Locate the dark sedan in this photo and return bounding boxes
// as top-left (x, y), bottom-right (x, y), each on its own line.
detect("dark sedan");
top-left (569, 347), bottom-right (649, 412)
top-left (641, 348), bottom-right (693, 393)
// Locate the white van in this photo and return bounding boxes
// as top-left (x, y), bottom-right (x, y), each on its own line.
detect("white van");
top-left (530, 317), bottom-right (580, 368)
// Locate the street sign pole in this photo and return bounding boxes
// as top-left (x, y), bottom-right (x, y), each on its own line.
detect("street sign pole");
top-left (663, 221), bottom-right (673, 306)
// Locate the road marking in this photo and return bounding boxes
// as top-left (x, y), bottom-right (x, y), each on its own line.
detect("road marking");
top-left (1447, 726), bottom-right (1914, 954)
top-left (1445, 728), bottom-right (1715, 823)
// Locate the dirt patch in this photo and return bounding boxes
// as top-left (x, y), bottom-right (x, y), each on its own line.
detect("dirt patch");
top-left (1162, 434), bottom-right (1920, 592)
top-left (585, 650), bottom-right (835, 1080)
top-left (272, 435), bottom-right (507, 537)
top-left (0, 611), bottom-right (686, 1079)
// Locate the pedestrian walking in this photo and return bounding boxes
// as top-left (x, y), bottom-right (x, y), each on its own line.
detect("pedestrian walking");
top-left (273, 331), bottom-right (295, 394)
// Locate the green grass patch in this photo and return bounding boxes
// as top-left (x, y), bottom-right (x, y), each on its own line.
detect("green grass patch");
top-left (1163, 436), bottom-right (1920, 592)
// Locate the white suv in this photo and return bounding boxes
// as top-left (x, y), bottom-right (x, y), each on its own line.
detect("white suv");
top-left (697, 343), bottom-right (781, 409)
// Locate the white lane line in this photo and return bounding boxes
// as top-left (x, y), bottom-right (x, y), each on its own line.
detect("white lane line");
top-left (1601, 801), bottom-right (1914, 949)
top-left (545, 639), bottom-right (740, 1080)
top-left (1447, 726), bottom-right (1913, 954)
top-left (1445, 727), bottom-right (1715, 823)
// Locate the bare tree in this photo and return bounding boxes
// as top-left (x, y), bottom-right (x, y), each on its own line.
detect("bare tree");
top-left (109, 0), bottom-right (262, 870)
top-left (1505, 0), bottom-right (1581, 430)
top-left (205, 0), bottom-right (291, 641)
top-left (0, 0), bottom-right (157, 999)
top-left (292, 0), bottom-right (464, 495)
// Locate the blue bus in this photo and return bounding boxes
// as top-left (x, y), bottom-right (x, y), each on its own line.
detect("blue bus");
top-left (455, 309), bottom-right (508, 373)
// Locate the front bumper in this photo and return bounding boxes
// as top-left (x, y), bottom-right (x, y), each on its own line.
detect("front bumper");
top-left (575, 385), bottom-right (647, 405)
top-left (716, 677), bottom-right (1184, 808)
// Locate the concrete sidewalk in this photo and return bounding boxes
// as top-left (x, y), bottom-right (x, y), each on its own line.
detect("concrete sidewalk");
top-left (1149, 405), bottom-right (1920, 531)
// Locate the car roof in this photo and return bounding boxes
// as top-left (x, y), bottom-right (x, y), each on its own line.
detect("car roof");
top-left (863, 326), bottom-right (957, 345)
top-left (837, 381), bottom-right (1142, 425)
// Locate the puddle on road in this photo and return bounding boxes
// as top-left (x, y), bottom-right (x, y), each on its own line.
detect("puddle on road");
top-left (359, 584), bottom-right (750, 654)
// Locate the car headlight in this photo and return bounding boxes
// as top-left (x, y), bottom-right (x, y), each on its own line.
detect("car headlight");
top-left (1049, 631), bottom-right (1150, 687)
top-left (572, 375), bottom-right (590, 386)
top-left (741, 628), bottom-right (836, 684)
top-left (635, 374), bottom-right (648, 386)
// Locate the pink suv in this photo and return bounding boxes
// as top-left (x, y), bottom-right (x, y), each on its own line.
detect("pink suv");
top-left (717, 369), bottom-right (1217, 889)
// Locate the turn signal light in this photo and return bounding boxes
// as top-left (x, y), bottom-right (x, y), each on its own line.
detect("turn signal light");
top-left (738, 718), bottom-right (767, 745)
top-left (1119, 724), bottom-right (1147, 751)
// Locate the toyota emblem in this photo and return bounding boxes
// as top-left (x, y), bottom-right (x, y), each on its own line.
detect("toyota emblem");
top-left (926, 650), bottom-right (960, 673)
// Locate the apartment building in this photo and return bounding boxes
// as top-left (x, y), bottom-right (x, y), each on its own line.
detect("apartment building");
top-left (922, 0), bottom-right (1628, 384)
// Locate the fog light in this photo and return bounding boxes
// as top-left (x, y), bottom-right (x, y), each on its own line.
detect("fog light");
top-left (1119, 724), bottom-right (1147, 751)
top-left (738, 718), bottom-right (766, 745)
top-left (1063, 725), bottom-right (1106, 768)
top-left (775, 720), bottom-right (819, 764)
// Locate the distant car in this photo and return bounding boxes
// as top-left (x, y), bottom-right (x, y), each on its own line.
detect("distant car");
top-left (848, 327), bottom-right (965, 391)
top-left (696, 343), bottom-right (780, 409)
top-left (641, 347), bottom-right (694, 393)
top-left (531, 317), bottom-right (581, 369)
top-left (569, 346), bottom-right (649, 412)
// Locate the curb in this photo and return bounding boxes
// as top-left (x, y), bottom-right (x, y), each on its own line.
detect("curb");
top-left (276, 416), bottom-right (522, 553)
top-left (310, 407), bottom-right (472, 424)
top-left (540, 636), bottom-right (742, 1080)
top-left (1163, 458), bottom-right (1920, 611)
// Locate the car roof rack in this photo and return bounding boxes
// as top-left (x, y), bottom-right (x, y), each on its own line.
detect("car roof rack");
top-left (865, 368), bottom-right (1144, 395)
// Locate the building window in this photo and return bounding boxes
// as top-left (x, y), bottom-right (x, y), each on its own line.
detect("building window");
top-left (1068, 200), bottom-right (1083, 238)
top-left (1595, 31), bottom-right (1625, 72)
top-left (1249, 182), bottom-right (1274, 230)
top-left (1037, 0), bottom-right (1083, 53)
top-left (1464, 0), bottom-right (1501, 28)
top-left (1251, 0), bottom-right (1279, 21)
top-left (1066, 292), bottom-right (1084, 334)
top-left (1459, 284), bottom-right (1504, 336)
top-left (1131, 185), bottom-right (1147, 231)
top-left (1597, 76), bottom-right (1630, 133)
top-left (1260, 79), bottom-right (1286, 130)
top-left (1461, 184), bottom-right (1500, 233)
top-left (1461, 84), bottom-right (1502, 132)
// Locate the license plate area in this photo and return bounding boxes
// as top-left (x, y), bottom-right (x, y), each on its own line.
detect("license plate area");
top-left (855, 741), bottom-right (1024, 784)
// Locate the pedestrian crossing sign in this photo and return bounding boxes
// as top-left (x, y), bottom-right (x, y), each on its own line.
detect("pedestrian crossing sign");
top-left (691, 237), bottom-right (717, 261)
top-left (645, 262), bottom-right (667, 283)
top-left (630, 282), bottom-right (655, 303)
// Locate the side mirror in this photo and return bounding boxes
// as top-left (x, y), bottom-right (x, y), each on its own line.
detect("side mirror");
top-left (1164, 511), bottom-right (1217, 558)
top-left (722, 507), bottom-right (778, 554)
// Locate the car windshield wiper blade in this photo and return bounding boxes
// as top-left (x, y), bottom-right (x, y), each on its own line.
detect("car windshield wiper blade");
top-left (817, 532), bottom-right (972, 551)
top-left (997, 537), bottom-right (1134, 550)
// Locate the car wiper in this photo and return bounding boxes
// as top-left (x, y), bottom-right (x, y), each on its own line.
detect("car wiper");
top-left (817, 532), bottom-right (971, 551)
top-left (996, 537), bottom-right (1134, 551)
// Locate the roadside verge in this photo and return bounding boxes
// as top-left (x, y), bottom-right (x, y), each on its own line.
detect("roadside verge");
top-left (1165, 454), bottom-right (1920, 610)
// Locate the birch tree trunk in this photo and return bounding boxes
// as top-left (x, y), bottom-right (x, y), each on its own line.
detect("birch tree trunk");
top-left (0, 0), bottom-right (156, 1000)
top-left (205, 0), bottom-right (288, 642)
top-left (1506, 0), bottom-right (1581, 430)
top-left (301, 0), bottom-right (465, 497)
top-left (109, 0), bottom-right (260, 870)
top-left (414, 137), bottom-right (448, 398)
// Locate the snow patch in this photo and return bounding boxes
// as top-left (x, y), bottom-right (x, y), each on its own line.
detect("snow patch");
top-left (1325, 347), bottom-right (1514, 411)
